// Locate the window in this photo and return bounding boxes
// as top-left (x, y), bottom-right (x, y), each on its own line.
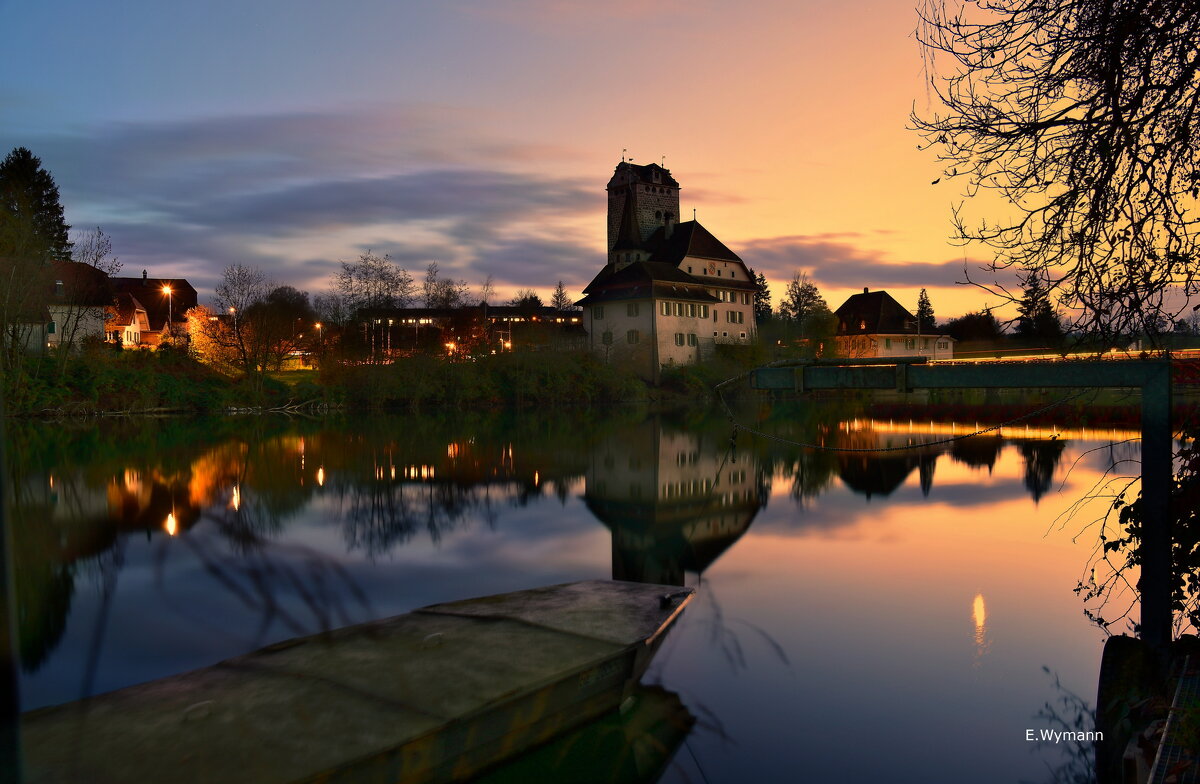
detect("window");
top-left (601, 330), bottom-right (613, 345)
top-left (687, 333), bottom-right (698, 346)
top-left (674, 332), bottom-right (685, 346)
top-left (47, 321), bottom-right (55, 335)
top-left (904, 338), bottom-right (916, 350)
top-left (688, 303), bottom-right (697, 317)
top-left (938, 341), bottom-right (949, 350)
top-left (626, 329), bottom-right (640, 344)
top-left (595, 306), bottom-right (605, 320)
top-left (717, 270), bottom-right (722, 276)
top-left (673, 302), bottom-right (684, 316)
top-left (699, 305), bottom-right (709, 318)
top-left (722, 331), bottom-right (729, 337)
top-left (726, 311), bottom-right (744, 324)
top-left (713, 331), bottom-right (719, 337)
top-left (740, 331), bottom-right (747, 339)
top-left (627, 303), bottom-right (639, 317)
top-left (742, 293), bottom-right (751, 305)
top-left (687, 266), bottom-right (693, 273)
top-left (661, 301), bottom-right (671, 316)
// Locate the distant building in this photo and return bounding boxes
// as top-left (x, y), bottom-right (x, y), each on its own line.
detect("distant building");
top-left (352, 303), bottom-right (584, 358)
top-left (834, 288), bottom-right (954, 359)
top-left (577, 162), bottom-right (757, 381)
top-left (111, 271), bottom-right (197, 347)
top-left (48, 260), bottom-right (114, 351)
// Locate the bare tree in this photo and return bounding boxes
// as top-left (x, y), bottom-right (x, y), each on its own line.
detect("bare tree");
top-left (478, 274), bottom-right (496, 306)
top-left (913, 0), bottom-right (1200, 344)
top-left (334, 250), bottom-right (414, 314)
top-left (422, 262), bottom-right (469, 309)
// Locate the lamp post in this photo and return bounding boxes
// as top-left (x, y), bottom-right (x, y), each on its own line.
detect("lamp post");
top-left (162, 285), bottom-right (173, 343)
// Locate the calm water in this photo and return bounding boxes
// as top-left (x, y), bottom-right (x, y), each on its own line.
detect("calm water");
top-left (7, 404), bottom-right (1134, 782)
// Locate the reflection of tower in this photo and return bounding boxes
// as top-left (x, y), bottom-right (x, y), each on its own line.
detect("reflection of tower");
top-left (583, 420), bottom-right (762, 586)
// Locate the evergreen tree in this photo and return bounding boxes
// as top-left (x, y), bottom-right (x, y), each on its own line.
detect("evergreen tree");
top-left (551, 280), bottom-right (573, 311)
top-left (752, 269), bottom-right (772, 324)
top-left (0, 147), bottom-right (71, 260)
top-left (916, 288), bottom-right (936, 333)
top-left (1015, 275), bottom-right (1063, 343)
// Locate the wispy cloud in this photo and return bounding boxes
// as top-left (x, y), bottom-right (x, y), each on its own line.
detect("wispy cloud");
top-left (14, 106), bottom-right (602, 297)
top-left (739, 234), bottom-right (986, 290)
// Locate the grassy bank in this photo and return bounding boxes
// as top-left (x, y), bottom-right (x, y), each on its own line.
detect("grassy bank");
top-left (2, 346), bottom-right (288, 415)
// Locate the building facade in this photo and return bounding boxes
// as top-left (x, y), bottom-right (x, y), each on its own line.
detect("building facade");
top-left (833, 288), bottom-right (954, 359)
top-left (577, 162), bottom-right (757, 380)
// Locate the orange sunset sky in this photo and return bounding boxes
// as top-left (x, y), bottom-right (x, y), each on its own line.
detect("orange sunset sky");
top-left (1, 0), bottom-right (1010, 319)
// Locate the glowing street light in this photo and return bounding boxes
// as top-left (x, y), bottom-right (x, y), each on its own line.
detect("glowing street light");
top-left (162, 285), bottom-right (173, 341)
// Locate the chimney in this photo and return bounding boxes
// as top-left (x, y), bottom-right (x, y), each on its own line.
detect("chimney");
top-left (863, 287), bottom-right (869, 294)
top-left (143, 269), bottom-right (148, 281)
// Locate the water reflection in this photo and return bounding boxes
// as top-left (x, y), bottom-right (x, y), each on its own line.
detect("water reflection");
top-left (584, 421), bottom-right (764, 586)
top-left (4, 407), bottom-right (1119, 782)
top-left (973, 592), bottom-right (989, 664)
top-left (5, 411), bottom-right (1098, 682)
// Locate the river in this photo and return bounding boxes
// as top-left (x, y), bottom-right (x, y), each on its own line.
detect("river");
top-left (6, 403), bottom-right (1134, 781)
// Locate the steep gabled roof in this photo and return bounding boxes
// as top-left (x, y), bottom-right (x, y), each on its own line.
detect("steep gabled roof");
top-left (834, 289), bottom-right (918, 335)
top-left (646, 221), bottom-right (741, 264)
top-left (110, 293), bottom-right (148, 328)
top-left (112, 276), bottom-right (198, 331)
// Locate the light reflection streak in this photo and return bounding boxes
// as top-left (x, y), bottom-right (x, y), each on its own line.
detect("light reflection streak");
top-left (972, 592), bottom-right (989, 663)
top-left (164, 513), bottom-right (177, 536)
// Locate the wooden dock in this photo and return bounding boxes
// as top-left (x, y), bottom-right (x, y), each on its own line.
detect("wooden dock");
top-left (20, 579), bottom-right (694, 783)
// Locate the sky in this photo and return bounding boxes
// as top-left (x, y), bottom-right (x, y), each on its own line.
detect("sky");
top-left (1, 0), bottom-right (1007, 319)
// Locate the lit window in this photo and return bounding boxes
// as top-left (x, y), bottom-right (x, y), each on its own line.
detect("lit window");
top-left (661, 301), bottom-right (671, 316)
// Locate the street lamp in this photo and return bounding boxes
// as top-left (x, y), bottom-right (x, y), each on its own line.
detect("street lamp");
top-left (162, 285), bottom-right (173, 342)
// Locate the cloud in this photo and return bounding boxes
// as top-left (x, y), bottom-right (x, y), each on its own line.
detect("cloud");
top-left (738, 234), bottom-right (987, 290)
top-left (15, 106), bottom-right (603, 298)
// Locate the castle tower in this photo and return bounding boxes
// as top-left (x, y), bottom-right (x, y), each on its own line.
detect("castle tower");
top-left (606, 162), bottom-right (680, 269)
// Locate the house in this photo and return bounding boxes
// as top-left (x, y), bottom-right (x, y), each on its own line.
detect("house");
top-left (576, 162), bottom-right (757, 381)
top-left (108, 293), bottom-right (151, 348)
top-left (833, 288), bottom-right (954, 359)
top-left (111, 271), bottom-right (198, 347)
top-left (47, 260), bottom-right (114, 351)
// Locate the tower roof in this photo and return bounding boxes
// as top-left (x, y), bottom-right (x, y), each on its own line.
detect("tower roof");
top-left (607, 161), bottom-right (679, 189)
top-left (611, 190), bottom-right (645, 251)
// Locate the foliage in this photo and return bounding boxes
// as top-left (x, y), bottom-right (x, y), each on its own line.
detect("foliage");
top-left (1015, 274), bottom-right (1065, 344)
top-left (942, 309), bottom-right (1004, 342)
top-left (0, 346), bottom-right (281, 414)
top-left (0, 147), bottom-right (70, 260)
top-left (752, 269), bottom-right (772, 324)
top-left (320, 351), bottom-right (646, 410)
top-left (1083, 430), bottom-right (1200, 634)
top-left (916, 288), bottom-right (936, 333)
top-left (509, 288), bottom-right (544, 309)
top-left (914, 0), bottom-right (1200, 344)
